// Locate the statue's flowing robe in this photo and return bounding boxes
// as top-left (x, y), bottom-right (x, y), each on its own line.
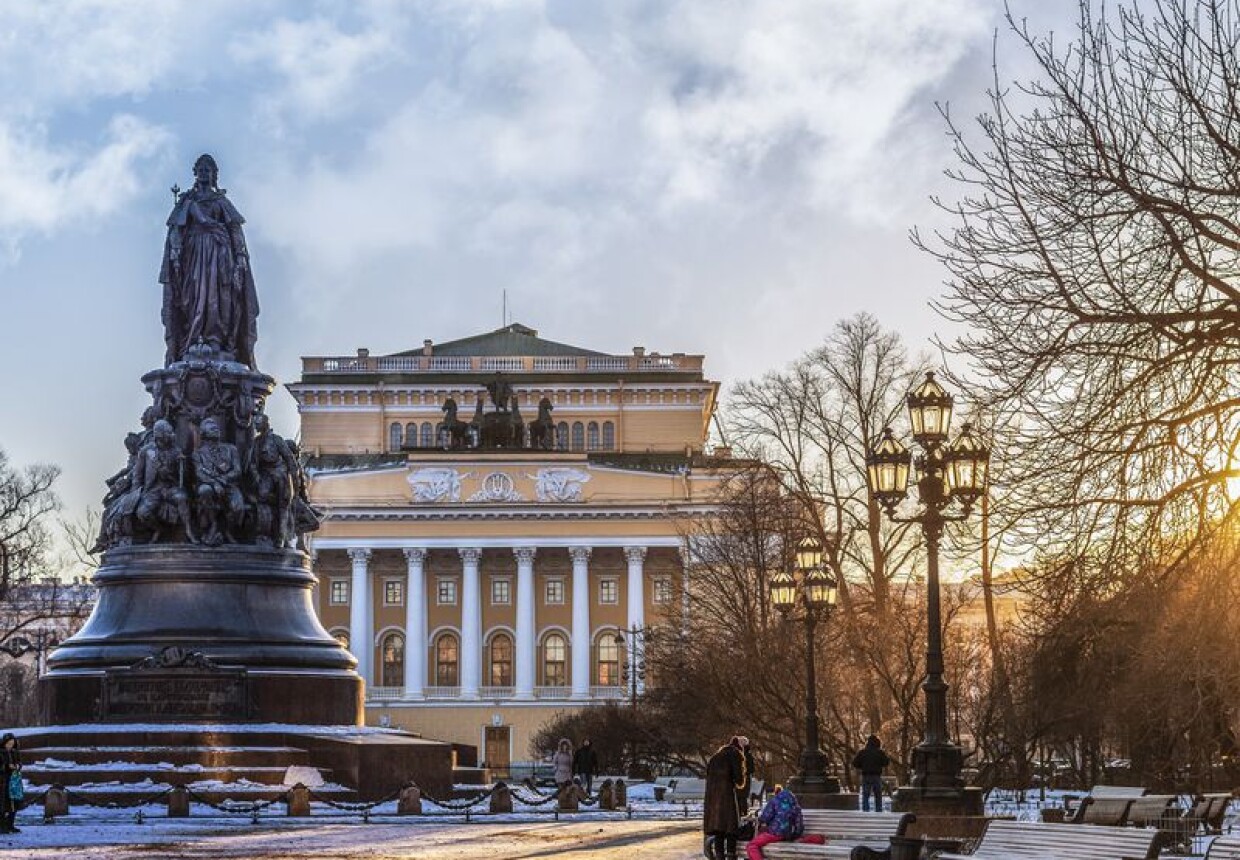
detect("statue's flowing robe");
top-left (159, 189), bottom-right (260, 368)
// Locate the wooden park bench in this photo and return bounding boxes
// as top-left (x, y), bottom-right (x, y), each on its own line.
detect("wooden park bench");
top-left (1198, 792), bottom-right (1234, 834)
top-left (1123, 794), bottom-right (1176, 827)
top-left (936, 820), bottom-right (1161, 860)
top-left (762, 809), bottom-right (914, 860)
top-left (1090, 785), bottom-right (1148, 799)
top-left (1205, 834), bottom-right (1240, 859)
top-left (1070, 797), bottom-right (1134, 826)
top-left (667, 777), bottom-right (707, 803)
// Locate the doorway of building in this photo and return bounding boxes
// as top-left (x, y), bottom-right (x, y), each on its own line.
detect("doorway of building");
top-left (485, 725), bottom-right (511, 778)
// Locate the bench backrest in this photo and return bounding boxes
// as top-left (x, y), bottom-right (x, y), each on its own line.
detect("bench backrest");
top-left (1206, 835), bottom-right (1240, 860)
top-left (801, 809), bottom-right (909, 840)
top-left (750, 779), bottom-right (765, 799)
top-left (654, 776), bottom-right (675, 787)
top-left (1079, 798), bottom-right (1132, 826)
top-left (669, 778), bottom-right (707, 800)
top-left (1125, 794), bottom-right (1176, 826)
top-left (975, 820), bottom-right (1159, 860)
top-left (1203, 793), bottom-right (1233, 825)
top-left (1090, 785), bottom-right (1148, 798)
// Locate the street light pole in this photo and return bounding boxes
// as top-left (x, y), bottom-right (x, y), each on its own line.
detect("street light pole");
top-left (770, 534), bottom-right (843, 806)
top-left (865, 371), bottom-right (990, 814)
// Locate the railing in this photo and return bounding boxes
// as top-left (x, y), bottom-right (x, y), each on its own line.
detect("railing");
top-left (534, 686), bottom-right (570, 700)
top-left (590, 685), bottom-right (626, 701)
top-left (367, 686), bottom-right (404, 701)
top-left (423, 686), bottom-right (460, 699)
top-left (480, 686), bottom-right (515, 699)
top-left (304, 354), bottom-right (703, 375)
top-left (480, 357), bottom-right (524, 372)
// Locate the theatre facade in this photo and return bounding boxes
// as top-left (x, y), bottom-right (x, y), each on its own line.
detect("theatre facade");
top-left (290, 323), bottom-right (735, 771)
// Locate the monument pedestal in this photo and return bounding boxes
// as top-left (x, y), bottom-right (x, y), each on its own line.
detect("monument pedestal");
top-left (891, 785), bottom-right (985, 816)
top-left (42, 544), bottom-right (361, 726)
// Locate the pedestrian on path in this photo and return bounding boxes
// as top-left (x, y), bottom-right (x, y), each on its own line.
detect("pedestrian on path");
top-left (851, 735), bottom-right (890, 812)
top-left (703, 736), bottom-right (745, 860)
top-left (0, 733), bottom-right (21, 834)
top-left (573, 738), bottom-right (598, 795)
top-left (552, 738), bottom-right (575, 791)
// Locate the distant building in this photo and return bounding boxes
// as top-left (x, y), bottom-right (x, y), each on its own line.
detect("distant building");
top-left (0, 577), bottom-right (95, 724)
top-left (291, 323), bottom-right (736, 770)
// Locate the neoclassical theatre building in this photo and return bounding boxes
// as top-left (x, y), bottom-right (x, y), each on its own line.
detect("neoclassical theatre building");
top-left (291, 323), bottom-right (735, 771)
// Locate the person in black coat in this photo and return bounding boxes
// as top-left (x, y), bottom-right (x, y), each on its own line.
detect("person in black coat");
top-left (703, 736), bottom-right (746, 860)
top-left (572, 738), bottom-right (599, 794)
top-left (851, 735), bottom-right (890, 812)
top-left (0, 733), bottom-right (21, 833)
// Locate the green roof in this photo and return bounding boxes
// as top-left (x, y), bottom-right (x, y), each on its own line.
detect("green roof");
top-left (393, 323), bottom-right (608, 358)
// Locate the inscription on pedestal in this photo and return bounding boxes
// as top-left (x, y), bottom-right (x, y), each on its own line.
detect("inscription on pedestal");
top-left (103, 670), bottom-right (249, 720)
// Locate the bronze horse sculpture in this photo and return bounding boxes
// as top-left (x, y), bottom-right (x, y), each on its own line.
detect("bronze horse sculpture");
top-left (528, 397), bottom-right (555, 450)
top-left (440, 398), bottom-right (471, 450)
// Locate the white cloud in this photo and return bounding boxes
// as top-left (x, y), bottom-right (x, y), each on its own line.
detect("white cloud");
top-left (0, 115), bottom-right (172, 241)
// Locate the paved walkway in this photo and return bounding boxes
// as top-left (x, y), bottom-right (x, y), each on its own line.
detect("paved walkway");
top-left (0, 818), bottom-right (703, 860)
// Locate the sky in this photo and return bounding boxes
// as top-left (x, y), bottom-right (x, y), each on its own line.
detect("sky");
top-left (0, 0), bottom-right (1079, 534)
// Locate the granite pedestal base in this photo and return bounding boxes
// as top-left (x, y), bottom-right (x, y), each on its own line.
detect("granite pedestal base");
top-left (42, 544), bottom-right (361, 726)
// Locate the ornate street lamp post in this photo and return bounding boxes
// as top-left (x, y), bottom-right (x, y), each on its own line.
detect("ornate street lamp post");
top-left (770, 533), bottom-right (842, 806)
top-left (866, 372), bottom-right (990, 813)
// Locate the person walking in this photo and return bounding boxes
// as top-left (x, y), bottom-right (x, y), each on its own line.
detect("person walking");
top-left (572, 738), bottom-right (599, 795)
top-left (851, 735), bottom-right (890, 812)
top-left (703, 736), bottom-right (745, 860)
top-left (552, 738), bottom-right (575, 792)
top-left (746, 785), bottom-right (827, 860)
top-left (0, 733), bottom-right (21, 834)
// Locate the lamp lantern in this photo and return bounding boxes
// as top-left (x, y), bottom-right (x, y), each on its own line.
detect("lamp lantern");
top-left (907, 371), bottom-right (954, 445)
top-left (866, 428), bottom-right (911, 511)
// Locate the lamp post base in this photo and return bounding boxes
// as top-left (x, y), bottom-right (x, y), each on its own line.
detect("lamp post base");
top-left (788, 777), bottom-right (858, 809)
top-left (891, 785), bottom-right (984, 816)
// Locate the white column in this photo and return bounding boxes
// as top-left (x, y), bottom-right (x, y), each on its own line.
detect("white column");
top-left (570, 546), bottom-right (592, 700)
top-left (403, 548), bottom-right (428, 700)
top-left (459, 547), bottom-right (483, 699)
top-left (514, 547), bottom-right (537, 700)
top-left (347, 548), bottom-right (373, 686)
top-left (679, 540), bottom-right (691, 632)
top-left (624, 546), bottom-right (647, 694)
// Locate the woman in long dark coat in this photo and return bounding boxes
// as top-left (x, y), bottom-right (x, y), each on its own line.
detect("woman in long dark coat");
top-left (703, 736), bottom-right (746, 860)
top-left (0, 733), bottom-right (20, 833)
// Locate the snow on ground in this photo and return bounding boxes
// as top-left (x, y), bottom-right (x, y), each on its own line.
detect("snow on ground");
top-left (0, 815), bottom-right (703, 860)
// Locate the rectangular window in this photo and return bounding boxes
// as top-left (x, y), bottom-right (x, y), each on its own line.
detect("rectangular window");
top-left (384, 579), bottom-right (404, 606)
top-left (491, 578), bottom-right (511, 605)
top-left (329, 579), bottom-right (349, 605)
top-left (599, 578), bottom-right (618, 605)
top-left (437, 578), bottom-right (458, 606)
top-left (544, 579), bottom-right (565, 605)
top-left (653, 578), bottom-right (673, 604)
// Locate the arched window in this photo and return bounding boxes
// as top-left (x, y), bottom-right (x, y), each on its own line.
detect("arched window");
top-left (389, 422), bottom-right (402, 452)
top-left (381, 632), bottom-right (405, 687)
top-left (404, 423), bottom-right (417, 448)
top-left (556, 422), bottom-right (569, 451)
top-left (596, 633), bottom-right (621, 686)
top-left (571, 422), bottom-right (585, 452)
top-left (435, 633), bottom-right (459, 687)
top-left (489, 633), bottom-right (513, 687)
top-left (420, 422), bottom-right (434, 448)
top-left (435, 423), bottom-right (445, 448)
top-left (542, 633), bottom-right (567, 687)
top-left (602, 421), bottom-right (615, 450)
top-left (587, 422), bottom-right (600, 451)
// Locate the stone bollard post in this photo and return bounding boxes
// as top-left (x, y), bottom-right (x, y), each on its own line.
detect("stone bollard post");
top-left (613, 779), bottom-right (627, 807)
top-left (597, 779), bottom-right (615, 810)
top-left (490, 782), bottom-right (513, 814)
top-left (397, 784), bottom-right (422, 815)
top-left (558, 783), bottom-right (580, 812)
top-left (167, 785), bottom-right (190, 818)
top-left (287, 783), bottom-right (312, 816)
top-left (44, 785), bottom-right (69, 820)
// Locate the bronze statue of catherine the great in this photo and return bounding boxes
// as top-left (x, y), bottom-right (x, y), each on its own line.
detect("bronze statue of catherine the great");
top-left (159, 154), bottom-right (260, 369)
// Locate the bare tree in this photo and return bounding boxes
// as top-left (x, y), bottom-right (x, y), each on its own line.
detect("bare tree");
top-left (921, 0), bottom-right (1240, 576)
top-left (0, 448), bottom-right (60, 600)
